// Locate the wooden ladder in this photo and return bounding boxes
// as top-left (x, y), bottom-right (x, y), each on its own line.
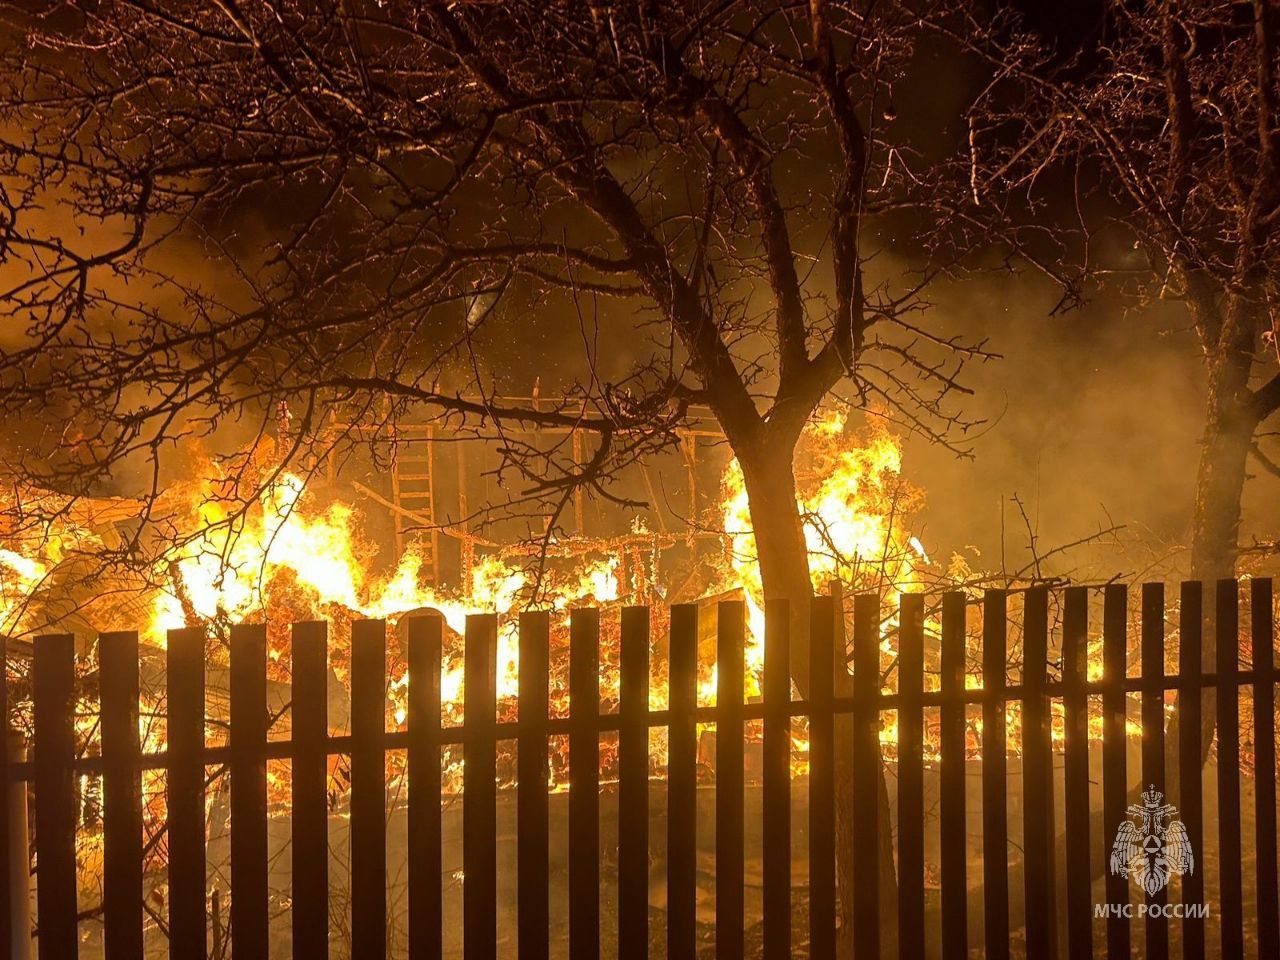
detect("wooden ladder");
top-left (391, 428), bottom-right (439, 584)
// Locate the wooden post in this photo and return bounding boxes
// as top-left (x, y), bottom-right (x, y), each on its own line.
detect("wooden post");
top-left (895, 594), bottom-right (924, 960)
top-left (350, 620), bottom-right (387, 959)
top-left (852, 594), bottom-right (881, 960)
top-left (667, 605), bottom-right (698, 960)
top-left (463, 615), bottom-right (497, 960)
top-left (167, 627), bottom-right (207, 959)
top-left (0, 641), bottom-right (13, 960)
top-left (568, 609), bottom-right (600, 960)
top-left (1253, 578), bottom-right (1279, 958)
top-left (1178, 582), bottom-right (1205, 960)
top-left (939, 593), bottom-right (968, 960)
top-left (408, 615), bottom-right (444, 960)
top-left (1061, 588), bottom-right (1093, 960)
top-left (762, 599), bottom-right (791, 960)
top-left (229, 623), bottom-right (268, 960)
top-left (100, 631), bottom-right (144, 960)
top-left (1101, 585), bottom-right (1130, 960)
top-left (981, 590), bottom-right (1009, 960)
top-left (1022, 588), bottom-right (1056, 960)
top-left (1215, 580), bottom-right (1243, 960)
top-left (618, 607), bottom-right (650, 960)
top-left (33, 634), bottom-right (77, 960)
top-left (4, 726), bottom-right (30, 960)
top-left (809, 596), bottom-right (837, 960)
top-left (292, 621), bottom-right (330, 960)
top-left (1140, 584), bottom-right (1168, 960)
top-left (517, 612), bottom-right (550, 960)
top-left (715, 601), bottom-right (745, 960)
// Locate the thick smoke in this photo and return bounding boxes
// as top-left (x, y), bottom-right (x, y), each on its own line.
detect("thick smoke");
top-left (900, 271), bottom-right (1235, 580)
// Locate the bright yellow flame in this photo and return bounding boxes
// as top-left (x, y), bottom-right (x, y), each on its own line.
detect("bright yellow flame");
top-left (717, 411), bottom-right (928, 697)
top-left (720, 412), bottom-right (926, 606)
top-left (0, 548), bottom-right (48, 631)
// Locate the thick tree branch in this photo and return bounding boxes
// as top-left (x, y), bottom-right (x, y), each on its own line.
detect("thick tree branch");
top-left (1251, 372), bottom-right (1280, 422)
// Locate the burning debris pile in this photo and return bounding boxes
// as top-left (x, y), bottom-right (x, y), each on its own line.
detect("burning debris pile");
top-left (0, 410), bottom-right (1199, 792)
top-left (0, 410), bottom-right (956, 950)
top-left (0, 411), bottom-right (939, 760)
top-left (3, 410), bottom-right (934, 656)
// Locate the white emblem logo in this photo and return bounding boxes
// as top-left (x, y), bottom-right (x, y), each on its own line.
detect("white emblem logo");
top-left (1109, 785), bottom-right (1194, 896)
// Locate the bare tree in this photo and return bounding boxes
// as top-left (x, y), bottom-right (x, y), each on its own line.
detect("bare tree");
top-left (0, 1), bottom-right (997, 950)
top-left (937, 0), bottom-right (1280, 893)
top-left (955, 0), bottom-right (1280, 582)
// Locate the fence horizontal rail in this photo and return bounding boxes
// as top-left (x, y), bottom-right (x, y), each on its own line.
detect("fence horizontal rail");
top-left (0, 579), bottom-right (1276, 960)
top-left (6, 671), bottom-right (1280, 782)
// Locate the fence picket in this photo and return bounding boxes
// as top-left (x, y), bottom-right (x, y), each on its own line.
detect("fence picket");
top-left (809, 596), bottom-right (837, 960)
top-left (569, 608), bottom-right (601, 960)
top-left (895, 594), bottom-right (924, 960)
top-left (517, 612), bottom-right (550, 960)
top-left (1021, 588), bottom-right (1055, 960)
top-left (463, 615), bottom-right (498, 960)
top-left (100, 631), bottom-right (143, 960)
top-left (1061, 587), bottom-right (1092, 960)
top-left (1253, 578), bottom-right (1279, 958)
top-left (33, 634), bottom-right (77, 960)
top-left (0, 637), bottom-right (10, 958)
top-left (851, 594), bottom-right (881, 960)
top-left (762, 599), bottom-right (791, 960)
top-left (715, 601), bottom-right (745, 960)
top-left (939, 592), bottom-right (968, 960)
top-left (619, 607), bottom-right (650, 960)
top-left (512, 616), bottom-right (547, 960)
top-left (1101, 584), bottom-right (1129, 960)
top-left (292, 621), bottom-right (330, 960)
top-left (351, 620), bottom-right (387, 959)
top-left (166, 627), bottom-right (207, 959)
top-left (981, 589), bottom-right (1009, 960)
top-left (407, 616), bottom-right (443, 960)
top-left (230, 623), bottom-right (269, 960)
top-left (1140, 584), bottom-right (1168, 960)
top-left (667, 604), bottom-right (698, 960)
top-left (1215, 580), bottom-right (1243, 960)
top-left (1177, 582), bottom-right (1205, 960)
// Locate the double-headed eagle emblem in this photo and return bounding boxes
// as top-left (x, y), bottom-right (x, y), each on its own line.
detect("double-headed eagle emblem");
top-left (1109, 785), bottom-right (1194, 896)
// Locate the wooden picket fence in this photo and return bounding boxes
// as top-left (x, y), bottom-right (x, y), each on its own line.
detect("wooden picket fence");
top-left (1, 579), bottom-right (1278, 960)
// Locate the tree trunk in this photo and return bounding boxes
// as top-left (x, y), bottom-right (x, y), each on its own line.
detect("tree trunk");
top-left (737, 448), bottom-right (899, 958)
top-left (1189, 352), bottom-right (1257, 584)
top-left (1164, 347), bottom-right (1260, 795)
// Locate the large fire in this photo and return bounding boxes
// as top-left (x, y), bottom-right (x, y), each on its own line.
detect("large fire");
top-left (1, 410), bottom-right (939, 793)
top-left (134, 413), bottom-right (929, 742)
top-left (1, 409), bottom-right (1166, 926)
top-left (10, 412), bottom-right (1149, 791)
top-left (1, 411), bottom-right (1148, 777)
top-left (147, 468), bottom-right (624, 708)
top-left (141, 412), bottom-right (921, 649)
top-left (5, 411), bottom-right (922, 650)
